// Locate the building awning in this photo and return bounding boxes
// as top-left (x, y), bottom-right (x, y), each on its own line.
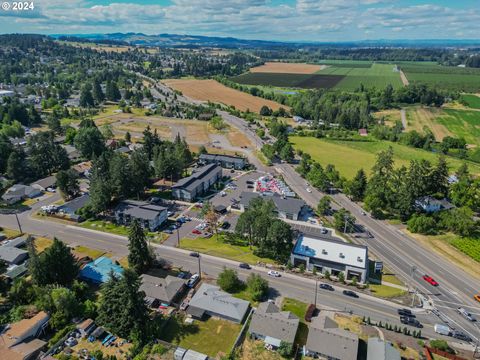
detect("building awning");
top-left (265, 336), bottom-right (282, 347)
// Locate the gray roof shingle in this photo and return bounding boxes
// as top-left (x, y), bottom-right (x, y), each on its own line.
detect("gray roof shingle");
top-left (249, 302), bottom-right (299, 344)
top-left (172, 164), bottom-right (221, 193)
top-left (239, 191), bottom-right (306, 216)
top-left (140, 274), bottom-right (185, 304)
top-left (115, 200), bottom-right (167, 221)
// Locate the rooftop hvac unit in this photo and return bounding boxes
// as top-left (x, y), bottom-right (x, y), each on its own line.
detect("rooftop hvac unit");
top-left (339, 253), bottom-right (345, 258)
top-left (322, 249), bottom-right (327, 255)
top-left (357, 256), bottom-right (363, 262)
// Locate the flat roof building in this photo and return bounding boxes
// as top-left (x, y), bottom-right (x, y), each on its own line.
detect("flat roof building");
top-left (114, 200), bottom-right (168, 231)
top-left (172, 164), bottom-right (222, 202)
top-left (367, 337), bottom-right (401, 360)
top-left (291, 234), bottom-right (368, 282)
top-left (199, 153), bottom-right (247, 170)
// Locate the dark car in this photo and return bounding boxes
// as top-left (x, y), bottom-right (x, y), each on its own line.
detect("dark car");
top-left (319, 283), bottom-right (334, 291)
top-left (452, 331), bottom-right (472, 342)
top-left (221, 221), bottom-right (231, 229)
top-left (400, 317), bottom-right (423, 328)
top-left (239, 263), bottom-right (251, 269)
top-left (397, 308), bottom-right (414, 317)
top-left (189, 252), bottom-right (200, 258)
top-left (343, 290), bottom-right (359, 298)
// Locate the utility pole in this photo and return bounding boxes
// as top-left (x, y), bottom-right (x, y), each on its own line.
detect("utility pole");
top-left (198, 255), bottom-right (201, 279)
top-left (176, 227), bottom-right (180, 247)
top-left (14, 213), bottom-right (23, 234)
top-left (410, 266), bottom-right (417, 307)
top-left (314, 279), bottom-right (318, 306)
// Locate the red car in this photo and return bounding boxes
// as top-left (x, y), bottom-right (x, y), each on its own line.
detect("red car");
top-left (192, 229), bottom-right (201, 235)
top-left (423, 275), bottom-right (439, 286)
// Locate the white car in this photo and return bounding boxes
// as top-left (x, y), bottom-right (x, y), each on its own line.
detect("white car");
top-left (187, 273), bottom-right (200, 288)
top-left (220, 191), bottom-right (226, 197)
top-left (306, 188), bottom-right (312, 193)
top-left (268, 270), bottom-right (281, 277)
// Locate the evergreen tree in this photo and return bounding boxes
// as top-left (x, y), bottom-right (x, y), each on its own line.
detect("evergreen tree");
top-left (125, 131), bottom-right (131, 143)
top-left (105, 80), bottom-right (121, 101)
top-left (347, 168), bottom-right (367, 201)
top-left (92, 78), bottom-right (105, 104)
top-left (80, 84), bottom-right (95, 108)
top-left (6, 148), bottom-right (29, 182)
top-left (127, 219), bottom-right (152, 274)
top-left (27, 131), bottom-right (69, 178)
top-left (365, 147), bottom-right (395, 217)
top-left (74, 125), bottom-right (105, 159)
top-left (88, 152), bottom-right (112, 214)
top-left (129, 150), bottom-right (151, 198)
top-left (56, 169), bottom-right (80, 200)
top-left (317, 196), bottom-right (331, 216)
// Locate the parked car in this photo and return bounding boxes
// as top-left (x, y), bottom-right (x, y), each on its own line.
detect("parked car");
top-left (247, 185), bottom-right (254, 189)
top-left (457, 307), bottom-right (476, 322)
top-left (268, 270), bottom-right (281, 277)
top-left (475, 294), bottom-right (480, 302)
top-left (422, 275), bottom-right (439, 286)
top-left (65, 337), bottom-right (78, 347)
top-left (397, 308), bottom-right (414, 317)
top-left (319, 227), bottom-right (328, 234)
top-left (192, 229), bottom-right (201, 235)
top-left (319, 283), bottom-right (334, 291)
top-left (342, 290), bottom-right (359, 298)
top-left (163, 229), bottom-right (173, 234)
top-left (177, 272), bottom-right (188, 279)
top-left (239, 263), bottom-right (251, 269)
top-left (187, 273), bottom-right (200, 288)
top-left (452, 330), bottom-right (472, 342)
top-left (220, 191), bottom-right (226, 197)
top-left (189, 252), bottom-right (200, 258)
top-left (221, 221), bottom-right (231, 229)
top-left (306, 188), bottom-right (312, 193)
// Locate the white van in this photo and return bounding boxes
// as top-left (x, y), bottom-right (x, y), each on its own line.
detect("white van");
top-left (434, 324), bottom-right (451, 336)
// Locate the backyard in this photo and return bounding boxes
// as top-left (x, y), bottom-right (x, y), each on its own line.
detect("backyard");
top-left (281, 298), bottom-right (309, 346)
top-left (160, 315), bottom-right (241, 357)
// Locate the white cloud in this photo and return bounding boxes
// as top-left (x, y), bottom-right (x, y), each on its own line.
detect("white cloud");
top-left (1, 1), bottom-right (479, 41)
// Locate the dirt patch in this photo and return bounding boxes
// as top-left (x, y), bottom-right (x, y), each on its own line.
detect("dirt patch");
top-left (250, 62), bottom-right (326, 74)
top-left (115, 121), bottom-right (172, 138)
top-left (403, 230), bottom-right (480, 279)
top-left (227, 129), bottom-right (253, 148)
top-left (162, 79), bottom-right (287, 113)
top-left (400, 69), bottom-right (410, 86)
top-left (373, 109), bottom-right (402, 127)
top-left (406, 107), bottom-right (452, 141)
top-left (239, 338), bottom-right (284, 360)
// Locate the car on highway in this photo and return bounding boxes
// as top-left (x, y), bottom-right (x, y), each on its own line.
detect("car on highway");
top-left (239, 263), bottom-right (251, 269)
top-left (452, 330), bottom-right (472, 342)
top-left (192, 229), bottom-right (201, 235)
top-left (319, 283), bottom-right (334, 291)
top-left (397, 308), bottom-right (414, 317)
top-left (342, 290), bottom-right (359, 298)
top-left (474, 294), bottom-right (480, 302)
top-left (457, 307), bottom-right (476, 322)
top-left (400, 316), bottom-right (423, 328)
top-left (434, 324), bottom-right (451, 336)
top-left (422, 275), bottom-right (439, 286)
top-left (268, 270), bottom-right (281, 277)
top-left (189, 252), bottom-right (200, 258)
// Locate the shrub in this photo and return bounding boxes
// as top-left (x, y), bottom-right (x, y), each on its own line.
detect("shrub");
top-left (407, 214), bottom-right (437, 235)
top-left (217, 267), bottom-right (243, 293)
top-left (430, 339), bottom-right (453, 353)
top-left (277, 341), bottom-right (293, 358)
top-left (305, 304), bottom-right (316, 322)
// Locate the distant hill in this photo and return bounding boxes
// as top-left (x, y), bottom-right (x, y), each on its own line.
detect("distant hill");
top-left (50, 33), bottom-right (480, 49)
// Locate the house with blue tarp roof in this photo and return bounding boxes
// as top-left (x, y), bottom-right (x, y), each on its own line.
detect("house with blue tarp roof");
top-left (79, 256), bottom-right (124, 284)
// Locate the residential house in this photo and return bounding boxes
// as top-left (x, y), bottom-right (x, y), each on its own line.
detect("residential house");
top-left (0, 236), bottom-right (29, 265)
top-left (415, 196), bottom-right (454, 213)
top-left (291, 233), bottom-right (368, 282)
top-left (0, 311), bottom-right (49, 360)
top-left (76, 319), bottom-right (96, 338)
top-left (172, 164), bottom-right (222, 202)
top-left (187, 283), bottom-right (250, 323)
top-left (367, 337), bottom-right (401, 360)
top-left (199, 153), bottom-right (247, 170)
top-left (114, 200), bottom-right (168, 231)
top-left (304, 314), bottom-right (359, 360)
top-left (59, 194), bottom-right (90, 220)
top-left (62, 144), bottom-right (81, 161)
top-left (31, 176), bottom-right (56, 192)
top-left (79, 256), bottom-right (124, 284)
top-left (10, 138), bottom-right (27, 147)
top-left (140, 274), bottom-right (186, 307)
top-left (249, 302), bottom-right (299, 348)
top-left (2, 185), bottom-right (42, 204)
top-left (239, 192), bottom-right (307, 221)
top-left (72, 161), bottom-right (92, 177)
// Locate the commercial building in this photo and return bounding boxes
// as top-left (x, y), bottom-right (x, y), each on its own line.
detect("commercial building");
top-left (199, 153), bottom-right (247, 170)
top-left (140, 274), bottom-right (186, 307)
top-left (172, 163), bottom-right (222, 202)
top-left (304, 314), bottom-right (359, 360)
top-left (114, 200), bottom-right (168, 231)
top-left (239, 192), bottom-right (306, 221)
top-left (249, 302), bottom-right (299, 348)
top-left (291, 234), bottom-right (368, 283)
top-left (187, 283), bottom-right (250, 323)
top-left (367, 337), bottom-right (401, 360)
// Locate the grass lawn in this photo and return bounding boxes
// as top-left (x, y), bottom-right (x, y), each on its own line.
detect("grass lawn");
top-left (0, 227), bottom-right (21, 239)
top-left (73, 245), bottom-right (105, 260)
top-left (461, 94), bottom-right (480, 109)
top-left (79, 219), bottom-right (163, 241)
top-left (290, 136), bottom-right (480, 178)
top-left (368, 284), bottom-right (406, 298)
top-left (240, 338), bottom-right (285, 360)
top-left (179, 234), bottom-right (276, 265)
top-left (281, 298), bottom-right (309, 346)
top-left (160, 315), bottom-right (241, 357)
top-left (34, 237), bottom-right (53, 253)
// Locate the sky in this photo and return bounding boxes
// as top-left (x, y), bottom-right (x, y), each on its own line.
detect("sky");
top-left (0, 0), bottom-right (479, 41)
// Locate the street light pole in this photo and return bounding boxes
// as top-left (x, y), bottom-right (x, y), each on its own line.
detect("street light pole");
top-left (198, 255), bottom-right (201, 279)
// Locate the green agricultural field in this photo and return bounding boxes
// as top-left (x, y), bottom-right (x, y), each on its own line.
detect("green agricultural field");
top-left (290, 136), bottom-right (480, 179)
top-left (450, 237), bottom-right (480, 262)
top-left (231, 72), bottom-right (312, 87)
top-left (317, 63), bottom-right (403, 90)
top-left (461, 94), bottom-right (480, 109)
top-left (315, 59), bottom-right (374, 67)
top-left (402, 64), bottom-right (480, 92)
top-left (436, 109), bottom-right (480, 146)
